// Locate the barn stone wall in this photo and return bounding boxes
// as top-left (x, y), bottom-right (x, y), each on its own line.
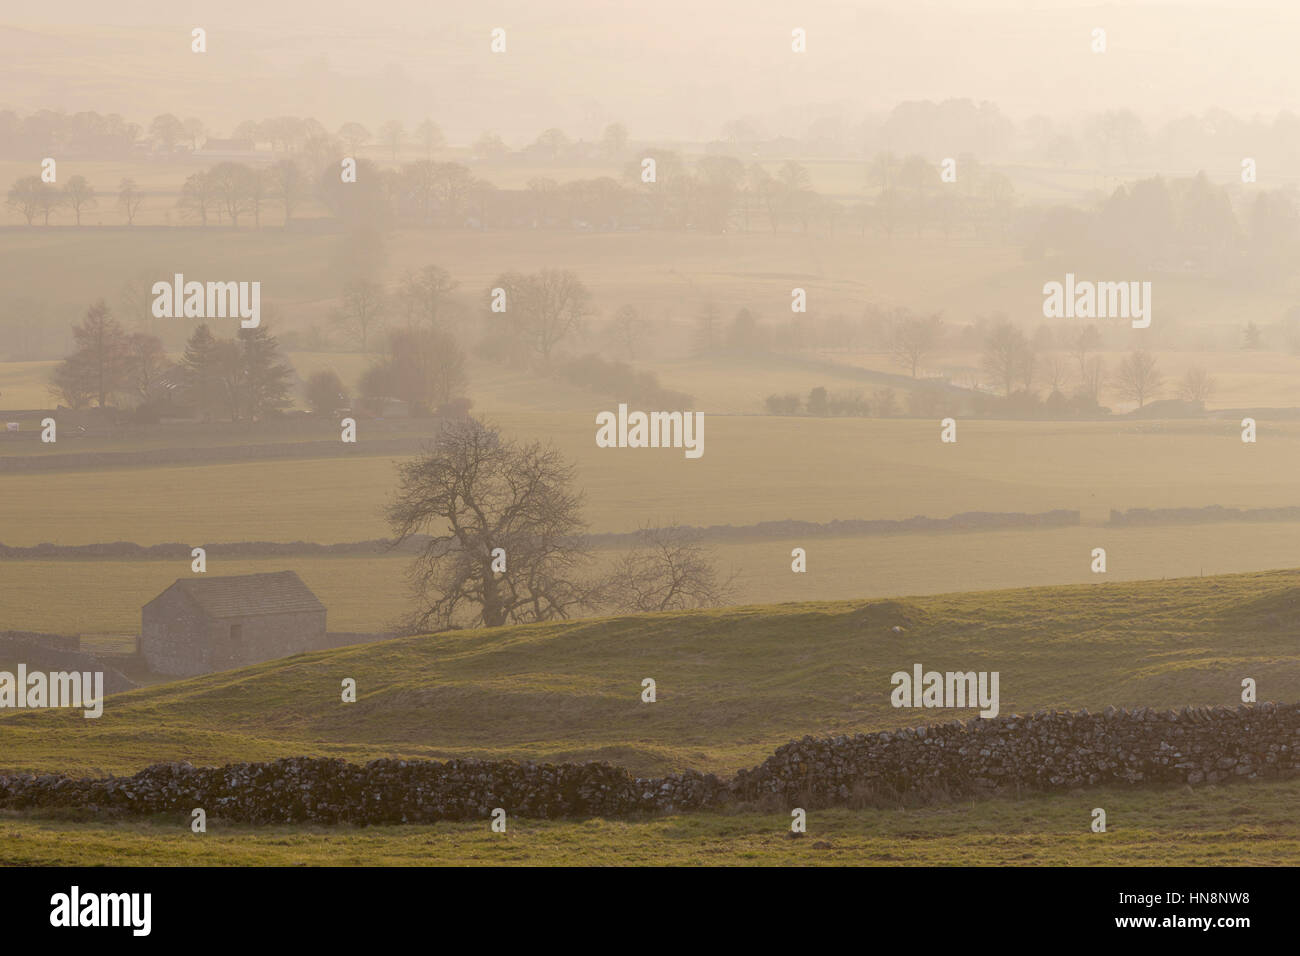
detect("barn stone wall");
top-left (140, 589), bottom-right (211, 677)
top-left (141, 590), bottom-right (325, 677)
top-left (203, 610), bottom-right (324, 673)
top-left (0, 702), bottom-right (1293, 822)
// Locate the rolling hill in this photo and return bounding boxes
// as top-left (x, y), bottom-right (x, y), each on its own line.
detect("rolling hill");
top-left (2, 568), bottom-right (1298, 779)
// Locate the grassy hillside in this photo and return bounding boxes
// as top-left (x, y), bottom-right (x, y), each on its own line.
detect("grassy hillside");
top-left (2, 568), bottom-right (1298, 779)
top-left (5, 778), bottom-right (1298, 865)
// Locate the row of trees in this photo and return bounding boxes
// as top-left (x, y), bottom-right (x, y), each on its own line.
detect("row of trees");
top-left (977, 328), bottom-right (1190, 409)
top-left (303, 326), bottom-right (469, 419)
top-left (327, 264), bottom-right (595, 369)
top-left (891, 314), bottom-right (1214, 410)
top-left (48, 303), bottom-right (293, 422)
top-left (16, 100), bottom-right (1300, 174)
top-left (1025, 172), bottom-right (1300, 276)
top-left (22, 160), bottom-right (1300, 279)
top-left (8, 147), bottom-right (1015, 239)
top-left (0, 109), bottom-right (446, 162)
top-left (179, 324), bottom-right (294, 422)
top-left (7, 176), bottom-right (146, 226)
top-left (0, 109), bottom-right (146, 160)
top-left (49, 303), bottom-right (166, 409)
top-left (47, 299), bottom-right (476, 424)
top-left (0, 107), bottom-right (622, 167)
top-left (327, 264), bottom-right (460, 350)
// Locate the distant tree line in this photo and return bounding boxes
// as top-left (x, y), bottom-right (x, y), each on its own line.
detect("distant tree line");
top-left (48, 302), bottom-right (293, 423)
top-left (1024, 172), bottom-right (1300, 280)
top-left (12, 101), bottom-right (1300, 174)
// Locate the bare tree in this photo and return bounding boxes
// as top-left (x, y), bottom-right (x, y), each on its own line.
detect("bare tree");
top-left (693, 300), bottom-right (721, 354)
top-left (208, 162), bottom-right (258, 228)
top-left (1044, 352), bottom-right (1071, 394)
top-left (981, 321), bottom-right (1031, 396)
top-left (6, 176), bottom-right (45, 225)
top-left (1112, 349), bottom-right (1162, 408)
top-left (1070, 324), bottom-right (1102, 377)
top-left (362, 325), bottom-right (467, 413)
top-left (415, 119), bottom-right (445, 157)
top-left (610, 304), bottom-right (647, 360)
top-left (397, 264), bottom-right (458, 328)
top-left (337, 122), bottom-right (370, 156)
top-left (123, 332), bottom-right (167, 401)
top-left (177, 171), bottom-right (215, 225)
top-left (746, 163), bottom-right (777, 234)
top-left (775, 160), bottom-right (813, 232)
top-left (118, 178), bottom-right (145, 225)
top-left (472, 131), bottom-right (509, 161)
top-left (604, 524), bottom-right (736, 613)
top-left (149, 113), bottom-right (184, 152)
top-left (63, 176), bottom-right (96, 225)
top-left (270, 159), bottom-right (307, 224)
top-left (534, 127), bottom-right (571, 160)
top-left (246, 166), bottom-right (269, 228)
top-left (694, 154), bottom-right (745, 233)
top-left (888, 310), bottom-right (944, 377)
top-left (32, 180), bottom-right (63, 225)
top-left (1178, 366), bottom-right (1216, 405)
top-left (601, 122), bottom-right (629, 159)
top-left (1077, 355), bottom-right (1106, 405)
top-left (182, 116), bottom-right (206, 149)
top-left (1018, 341), bottom-right (1037, 392)
top-left (378, 119), bottom-right (406, 161)
top-left (492, 268), bottom-right (592, 361)
top-left (331, 278), bottom-right (387, 352)
top-left (387, 418), bottom-right (596, 631)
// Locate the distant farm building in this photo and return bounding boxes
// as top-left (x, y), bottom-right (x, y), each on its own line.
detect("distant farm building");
top-left (140, 571), bottom-right (326, 676)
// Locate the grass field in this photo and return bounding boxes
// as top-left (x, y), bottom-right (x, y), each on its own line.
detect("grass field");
top-left (2, 415), bottom-right (1299, 547)
top-left (5, 522), bottom-right (1300, 641)
top-left (4, 778), bottom-right (1297, 865)
top-left (2, 568), bottom-right (1297, 779)
top-left (7, 339), bottom-right (1300, 418)
top-left (833, 347), bottom-right (1300, 412)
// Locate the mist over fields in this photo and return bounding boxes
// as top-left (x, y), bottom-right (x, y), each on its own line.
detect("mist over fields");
top-left (1, 0), bottom-right (1298, 871)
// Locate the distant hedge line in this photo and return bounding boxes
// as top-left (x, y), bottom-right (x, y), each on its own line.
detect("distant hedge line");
top-left (1110, 505), bottom-right (1300, 526)
top-left (0, 510), bottom-right (1081, 560)
top-left (0, 437), bottom-right (425, 473)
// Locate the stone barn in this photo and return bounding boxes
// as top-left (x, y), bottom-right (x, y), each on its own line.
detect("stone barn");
top-left (140, 571), bottom-right (326, 676)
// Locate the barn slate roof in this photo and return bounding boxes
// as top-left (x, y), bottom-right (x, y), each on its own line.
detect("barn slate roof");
top-left (165, 571), bottom-right (326, 619)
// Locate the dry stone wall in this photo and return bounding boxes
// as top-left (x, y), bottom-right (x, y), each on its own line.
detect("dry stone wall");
top-left (0, 633), bottom-right (137, 694)
top-left (0, 702), bottom-right (1293, 823)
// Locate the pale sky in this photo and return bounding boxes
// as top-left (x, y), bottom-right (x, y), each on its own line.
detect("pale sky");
top-left (4, 1), bottom-right (1299, 143)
